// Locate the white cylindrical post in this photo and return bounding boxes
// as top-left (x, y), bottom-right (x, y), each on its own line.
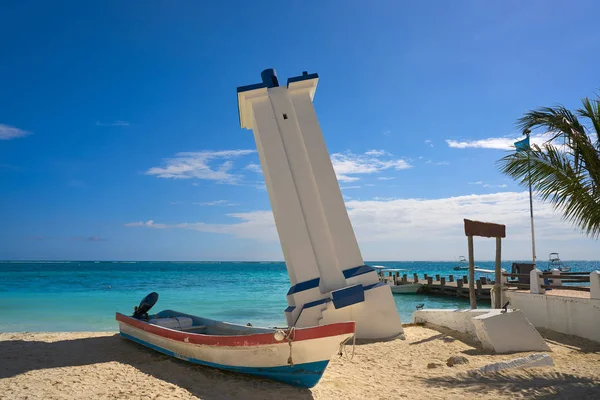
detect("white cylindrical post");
top-left (550, 268), bottom-right (562, 287)
top-left (590, 271), bottom-right (600, 300)
top-left (530, 268), bottom-right (545, 294)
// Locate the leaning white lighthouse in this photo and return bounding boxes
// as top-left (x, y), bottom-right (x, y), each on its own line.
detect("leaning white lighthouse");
top-left (237, 69), bottom-right (403, 340)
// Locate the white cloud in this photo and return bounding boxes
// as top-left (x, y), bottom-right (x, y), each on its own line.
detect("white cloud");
top-left (125, 191), bottom-right (591, 259)
top-left (0, 123), bottom-right (30, 140)
top-left (193, 200), bottom-right (239, 206)
top-left (331, 151), bottom-right (411, 182)
top-left (383, 130), bottom-right (391, 136)
top-left (146, 149), bottom-right (256, 184)
top-left (424, 139), bottom-right (434, 147)
top-left (377, 177), bottom-right (395, 181)
top-left (364, 183), bottom-right (375, 187)
top-left (244, 163), bottom-right (263, 173)
top-left (434, 161), bottom-right (450, 165)
top-left (125, 211), bottom-right (278, 241)
top-left (469, 181), bottom-right (509, 188)
top-left (364, 149), bottom-right (391, 156)
top-left (96, 120), bottom-right (130, 127)
top-left (341, 185), bottom-right (361, 190)
top-left (446, 133), bottom-right (550, 150)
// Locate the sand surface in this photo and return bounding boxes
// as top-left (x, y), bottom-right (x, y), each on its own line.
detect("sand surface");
top-left (1, 326), bottom-right (599, 400)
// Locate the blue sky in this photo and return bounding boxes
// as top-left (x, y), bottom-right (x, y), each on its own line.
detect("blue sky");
top-left (1, 1), bottom-right (599, 261)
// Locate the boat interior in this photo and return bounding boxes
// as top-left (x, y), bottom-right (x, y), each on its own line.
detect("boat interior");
top-left (144, 309), bottom-right (276, 336)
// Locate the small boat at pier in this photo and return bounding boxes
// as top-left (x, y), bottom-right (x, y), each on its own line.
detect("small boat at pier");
top-left (373, 265), bottom-right (423, 294)
top-left (116, 293), bottom-right (355, 388)
top-left (548, 253), bottom-right (571, 272)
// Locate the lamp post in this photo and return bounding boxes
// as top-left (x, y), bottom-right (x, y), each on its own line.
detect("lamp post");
top-left (523, 128), bottom-right (536, 265)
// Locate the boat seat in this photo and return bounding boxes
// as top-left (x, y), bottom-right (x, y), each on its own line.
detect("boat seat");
top-left (149, 317), bottom-right (194, 330)
top-left (180, 325), bottom-right (207, 331)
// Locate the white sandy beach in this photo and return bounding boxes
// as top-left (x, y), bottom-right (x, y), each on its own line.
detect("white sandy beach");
top-left (1, 325), bottom-right (599, 399)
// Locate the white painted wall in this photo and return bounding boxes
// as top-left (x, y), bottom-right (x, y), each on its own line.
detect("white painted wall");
top-left (413, 309), bottom-right (489, 335)
top-left (414, 309), bottom-right (550, 353)
top-left (503, 290), bottom-right (600, 343)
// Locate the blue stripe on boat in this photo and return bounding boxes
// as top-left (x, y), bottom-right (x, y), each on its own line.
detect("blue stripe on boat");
top-left (342, 265), bottom-right (375, 279)
top-left (363, 281), bottom-right (386, 291)
top-left (120, 332), bottom-right (329, 388)
top-left (287, 277), bottom-right (320, 295)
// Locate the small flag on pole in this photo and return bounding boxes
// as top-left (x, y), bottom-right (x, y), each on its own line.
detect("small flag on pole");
top-left (514, 136), bottom-right (530, 152)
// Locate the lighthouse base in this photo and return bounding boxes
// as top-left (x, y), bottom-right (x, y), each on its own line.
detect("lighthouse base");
top-left (284, 267), bottom-right (404, 340)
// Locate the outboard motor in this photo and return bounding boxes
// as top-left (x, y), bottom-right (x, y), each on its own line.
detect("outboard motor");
top-left (133, 292), bottom-right (159, 320)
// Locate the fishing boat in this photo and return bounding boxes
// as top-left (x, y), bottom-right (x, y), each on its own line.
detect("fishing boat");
top-left (453, 256), bottom-right (479, 271)
top-left (453, 256), bottom-right (469, 270)
top-left (548, 253), bottom-right (571, 272)
top-left (116, 293), bottom-right (355, 388)
top-left (373, 266), bottom-right (423, 294)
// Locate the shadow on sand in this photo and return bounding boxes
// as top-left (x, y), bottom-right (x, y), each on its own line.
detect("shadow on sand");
top-left (0, 334), bottom-right (314, 400)
top-left (424, 371), bottom-right (600, 398)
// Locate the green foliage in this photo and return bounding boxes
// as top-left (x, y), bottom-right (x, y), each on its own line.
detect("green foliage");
top-left (498, 94), bottom-right (600, 239)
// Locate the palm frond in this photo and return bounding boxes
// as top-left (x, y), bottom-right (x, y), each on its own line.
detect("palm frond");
top-left (498, 144), bottom-right (600, 238)
top-left (499, 96), bottom-right (600, 240)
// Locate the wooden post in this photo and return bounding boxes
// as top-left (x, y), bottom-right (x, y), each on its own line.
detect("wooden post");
top-left (427, 277), bottom-right (433, 285)
top-left (402, 274), bottom-right (407, 284)
top-left (424, 273), bottom-right (428, 280)
top-left (413, 273), bottom-right (419, 283)
top-left (468, 235), bottom-right (476, 309)
top-left (440, 277), bottom-right (446, 294)
top-left (463, 275), bottom-right (468, 284)
top-left (457, 279), bottom-right (463, 288)
top-left (494, 236), bottom-right (502, 309)
top-left (476, 279), bottom-right (483, 297)
top-left (449, 274), bottom-right (454, 282)
top-left (435, 274), bottom-right (440, 281)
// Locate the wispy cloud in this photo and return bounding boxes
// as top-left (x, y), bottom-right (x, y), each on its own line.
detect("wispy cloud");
top-left (0, 164), bottom-right (20, 171)
top-left (71, 235), bottom-right (107, 242)
top-left (193, 200), bottom-right (239, 206)
top-left (146, 149), bottom-right (256, 184)
top-left (125, 211), bottom-right (278, 241)
top-left (377, 177), bottom-right (395, 181)
top-left (469, 181), bottom-right (508, 188)
top-left (331, 150), bottom-right (411, 182)
top-left (27, 235), bottom-right (52, 241)
top-left (383, 130), bottom-right (391, 136)
top-left (0, 123), bottom-right (31, 140)
top-left (434, 161), bottom-right (450, 165)
top-left (424, 139), bottom-right (434, 147)
top-left (244, 163), bottom-right (262, 173)
top-left (96, 120), bottom-right (130, 127)
top-left (124, 191), bottom-right (585, 258)
top-left (340, 185), bottom-right (361, 190)
top-left (446, 133), bottom-right (549, 150)
top-left (364, 149), bottom-right (391, 156)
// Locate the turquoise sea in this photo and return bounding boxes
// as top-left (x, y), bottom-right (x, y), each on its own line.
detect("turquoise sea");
top-left (0, 260), bottom-right (597, 332)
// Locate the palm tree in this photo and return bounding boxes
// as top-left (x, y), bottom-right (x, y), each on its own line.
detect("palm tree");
top-left (498, 94), bottom-right (600, 238)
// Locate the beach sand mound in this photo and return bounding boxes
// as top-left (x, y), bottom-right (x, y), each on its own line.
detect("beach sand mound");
top-left (1, 326), bottom-right (599, 399)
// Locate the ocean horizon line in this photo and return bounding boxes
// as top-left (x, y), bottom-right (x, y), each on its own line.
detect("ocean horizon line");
top-left (1, 259), bottom-right (598, 263)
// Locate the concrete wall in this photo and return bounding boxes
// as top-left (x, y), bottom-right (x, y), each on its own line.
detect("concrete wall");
top-left (503, 291), bottom-right (600, 343)
top-left (413, 309), bottom-right (489, 336)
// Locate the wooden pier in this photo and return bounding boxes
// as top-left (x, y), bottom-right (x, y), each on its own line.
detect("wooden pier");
top-left (385, 272), bottom-right (493, 301)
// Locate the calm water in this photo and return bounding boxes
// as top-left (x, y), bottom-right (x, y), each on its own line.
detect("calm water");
top-left (0, 260), bottom-right (597, 332)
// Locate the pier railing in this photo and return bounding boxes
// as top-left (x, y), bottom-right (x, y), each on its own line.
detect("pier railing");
top-left (502, 271), bottom-right (593, 293)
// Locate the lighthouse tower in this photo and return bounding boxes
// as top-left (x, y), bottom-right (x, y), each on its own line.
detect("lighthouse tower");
top-left (237, 69), bottom-right (403, 340)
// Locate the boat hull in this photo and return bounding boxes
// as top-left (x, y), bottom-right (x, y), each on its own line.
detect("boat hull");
top-left (116, 312), bottom-right (354, 388)
top-left (389, 283), bottom-right (422, 294)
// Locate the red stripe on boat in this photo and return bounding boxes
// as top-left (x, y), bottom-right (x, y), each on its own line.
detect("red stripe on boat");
top-left (115, 313), bottom-right (355, 346)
